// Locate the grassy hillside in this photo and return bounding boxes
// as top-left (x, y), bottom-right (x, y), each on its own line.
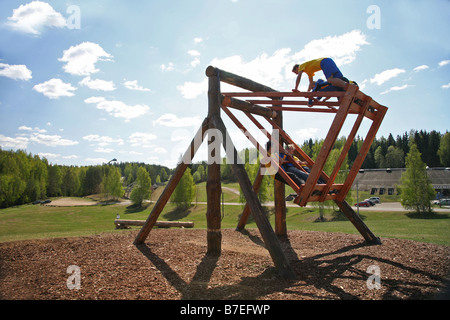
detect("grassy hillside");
top-left (0, 184), bottom-right (449, 245)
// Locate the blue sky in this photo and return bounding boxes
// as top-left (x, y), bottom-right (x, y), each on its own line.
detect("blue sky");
top-left (0, 0), bottom-right (449, 168)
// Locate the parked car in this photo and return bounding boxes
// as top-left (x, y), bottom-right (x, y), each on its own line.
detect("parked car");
top-left (355, 201), bottom-right (371, 207)
top-left (32, 200), bottom-right (42, 205)
top-left (42, 199), bottom-right (52, 204)
top-left (364, 199), bottom-right (376, 206)
top-left (439, 199), bottom-right (450, 208)
top-left (285, 193), bottom-right (296, 201)
top-left (369, 197), bottom-right (380, 204)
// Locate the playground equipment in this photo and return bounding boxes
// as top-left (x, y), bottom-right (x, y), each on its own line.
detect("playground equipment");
top-left (134, 66), bottom-right (387, 279)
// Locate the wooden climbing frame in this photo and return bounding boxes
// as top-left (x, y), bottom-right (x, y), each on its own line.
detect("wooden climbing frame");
top-left (221, 85), bottom-right (388, 207)
top-left (134, 66), bottom-right (387, 280)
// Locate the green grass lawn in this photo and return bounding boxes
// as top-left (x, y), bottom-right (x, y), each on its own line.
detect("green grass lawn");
top-left (1, 184), bottom-right (449, 246)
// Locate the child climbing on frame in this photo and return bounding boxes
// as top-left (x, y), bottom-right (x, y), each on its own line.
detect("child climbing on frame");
top-left (265, 141), bottom-right (325, 189)
top-left (308, 78), bottom-right (358, 106)
top-left (291, 57), bottom-right (358, 95)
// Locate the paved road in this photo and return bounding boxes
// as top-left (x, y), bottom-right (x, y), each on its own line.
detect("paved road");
top-left (349, 201), bottom-right (450, 213)
top-left (192, 200), bottom-right (450, 212)
top-left (105, 197), bottom-right (450, 213)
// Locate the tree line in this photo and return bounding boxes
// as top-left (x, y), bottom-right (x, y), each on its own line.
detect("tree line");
top-left (0, 149), bottom-right (172, 208)
top-left (187, 129), bottom-right (450, 187)
top-left (1, 129), bottom-right (449, 209)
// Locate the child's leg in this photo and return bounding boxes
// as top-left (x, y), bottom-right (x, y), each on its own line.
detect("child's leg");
top-left (320, 58), bottom-right (348, 90)
top-left (327, 77), bottom-right (348, 90)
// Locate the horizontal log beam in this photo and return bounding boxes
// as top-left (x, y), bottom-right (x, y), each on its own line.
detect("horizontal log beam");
top-left (247, 100), bottom-right (340, 106)
top-left (223, 91), bottom-right (346, 98)
top-left (206, 66), bottom-right (279, 93)
top-left (116, 219), bottom-right (194, 229)
top-left (222, 95), bottom-right (277, 118)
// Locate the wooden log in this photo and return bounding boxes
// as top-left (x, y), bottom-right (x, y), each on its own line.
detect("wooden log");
top-left (334, 200), bottom-right (381, 244)
top-left (273, 108), bottom-right (286, 237)
top-left (236, 165), bottom-right (264, 231)
top-left (206, 74), bottom-right (222, 256)
top-left (222, 91), bottom-right (345, 99)
top-left (213, 115), bottom-right (296, 280)
top-left (337, 99), bottom-right (388, 202)
top-left (134, 120), bottom-right (208, 244)
top-left (115, 219), bottom-right (194, 229)
top-left (206, 66), bottom-right (278, 93)
top-left (318, 95), bottom-right (371, 202)
top-left (296, 85), bottom-right (358, 207)
top-left (222, 96), bottom-right (278, 119)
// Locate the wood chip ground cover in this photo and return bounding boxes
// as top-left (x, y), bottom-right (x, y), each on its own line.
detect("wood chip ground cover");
top-left (0, 229), bottom-right (449, 300)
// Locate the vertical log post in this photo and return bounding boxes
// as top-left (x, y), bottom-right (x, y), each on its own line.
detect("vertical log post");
top-left (206, 73), bottom-right (222, 256)
top-left (273, 109), bottom-right (287, 237)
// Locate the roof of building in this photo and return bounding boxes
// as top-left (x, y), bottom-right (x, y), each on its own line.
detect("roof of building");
top-left (352, 168), bottom-right (450, 190)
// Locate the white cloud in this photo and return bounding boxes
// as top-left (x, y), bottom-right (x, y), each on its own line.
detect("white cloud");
top-left (188, 50), bottom-right (200, 57)
top-left (82, 134), bottom-right (124, 146)
top-left (62, 155), bottom-right (79, 159)
top-left (33, 78), bottom-right (77, 99)
top-left (19, 126), bottom-right (46, 133)
top-left (84, 97), bottom-right (150, 121)
top-left (59, 42), bottom-right (113, 76)
top-left (193, 37), bottom-right (203, 44)
top-left (161, 62), bottom-right (174, 72)
top-left (85, 158), bottom-right (108, 165)
top-left (370, 68), bottom-right (406, 85)
top-left (152, 113), bottom-right (202, 127)
top-left (292, 29), bottom-right (369, 66)
top-left (442, 83), bottom-right (450, 89)
top-left (8, 126), bottom-right (77, 148)
top-left (295, 128), bottom-right (320, 142)
top-left (119, 150), bottom-right (143, 156)
top-left (380, 84), bottom-right (411, 95)
top-left (29, 133), bottom-right (79, 147)
top-left (123, 80), bottom-right (151, 92)
top-left (94, 147), bottom-right (114, 153)
top-left (128, 132), bottom-right (157, 147)
top-left (0, 63), bottom-right (32, 81)
top-left (358, 79), bottom-right (368, 90)
top-left (186, 47), bottom-right (203, 68)
top-left (0, 134), bottom-right (29, 149)
top-left (190, 58), bottom-right (201, 67)
top-left (177, 30), bottom-right (369, 99)
top-left (438, 60), bottom-right (450, 67)
top-left (38, 152), bottom-right (60, 159)
top-left (154, 147), bottom-right (168, 154)
top-left (7, 1), bottom-right (67, 35)
top-left (176, 79), bottom-right (207, 99)
top-left (413, 65), bottom-right (429, 72)
top-left (211, 48), bottom-right (293, 90)
top-left (80, 77), bottom-right (116, 91)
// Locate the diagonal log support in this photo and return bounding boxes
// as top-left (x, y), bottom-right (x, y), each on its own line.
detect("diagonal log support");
top-left (212, 115), bottom-right (296, 279)
top-left (134, 120), bottom-right (208, 245)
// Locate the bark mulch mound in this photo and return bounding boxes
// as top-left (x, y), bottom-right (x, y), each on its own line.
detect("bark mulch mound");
top-left (1, 229), bottom-right (449, 300)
